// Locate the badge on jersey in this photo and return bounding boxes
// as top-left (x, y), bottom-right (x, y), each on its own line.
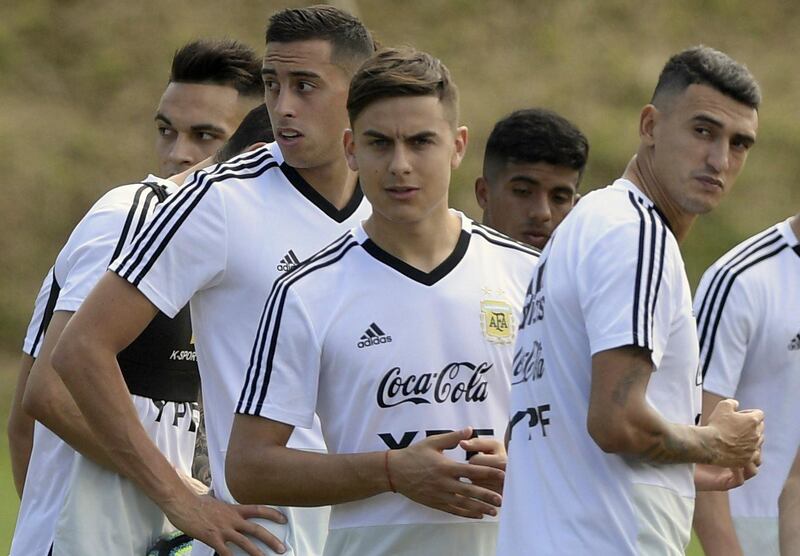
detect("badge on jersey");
top-left (480, 290), bottom-right (515, 344)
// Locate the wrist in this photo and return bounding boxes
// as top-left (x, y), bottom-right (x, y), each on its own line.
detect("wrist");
top-left (384, 450), bottom-right (397, 493)
top-left (696, 425), bottom-right (721, 465)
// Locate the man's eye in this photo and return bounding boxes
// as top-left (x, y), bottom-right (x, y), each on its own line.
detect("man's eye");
top-left (371, 139), bottom-right (389, 147)
top-left (264, 80), bottom-right (279, 92)
top-left (198, 132), bottom-right (216, 141)
top-left (695, 126), bottom-right (712, 137)
top-left (512, 188), bottom-right (530, 196)
top-left (298, 81), bottom-right (315, 92)
top-left (158, 127), bottom-right (174, 137)
top-left (731, 139), bottom-right (752, 153)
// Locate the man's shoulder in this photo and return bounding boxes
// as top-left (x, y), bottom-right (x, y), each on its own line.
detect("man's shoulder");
top-left (469, 222), bottom-right (540, 280)
top-left (702, 222), bottom-right (787, 287)
top-left (199, 143), bottom-right (281, 192)
top-left (88, 179), bottom-right (166, 215)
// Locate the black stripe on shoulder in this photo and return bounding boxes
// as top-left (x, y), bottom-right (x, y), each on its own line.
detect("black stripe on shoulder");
top-left (237, 233), bottom-right (359, 415)
top-left (698, 241), bottom-right (787, 379)
top-left (628, 193), bottom-right (648, 348)
top-left (647, 206), bottom-right (668, 348)
top-left (696, 229), bottom-right (782, 352)
top-left (132, 189), bottom-right (159, 238)
top-left (109, 183), bottom-right (154, 264)
top-left (30, 270), bottom-right (61, 356)
top-left (115, 151), bottom-right (278, 284)
top-left (472, 224), bottom-right (540, 257)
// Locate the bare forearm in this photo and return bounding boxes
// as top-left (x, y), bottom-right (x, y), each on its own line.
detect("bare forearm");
top-left (24, 369), bottom-right (116, 470)
top-left (228, 445), bottom-right (388, 506)
top-left (634, 408), bottom-right (718, 464)
top-left (53, 332), bottom-right (187, 507)
top-left (693, 491), bottom-right (743, 556)
top-left (7, 415), bottom-right (33, 497)
top-left (590, 348), bottom-right (761, 468)
top-left (8, 353), bottom-right (35, 496)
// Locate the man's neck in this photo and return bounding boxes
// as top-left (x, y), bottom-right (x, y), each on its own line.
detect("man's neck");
top-left (622, 152), bottom-right (696, 244)
top-left (296, 158), bottom-right (359, 210)
top-left (791, 214), bottom-right (800, 243)
top-left (363, 206), bottom-right (462, 273)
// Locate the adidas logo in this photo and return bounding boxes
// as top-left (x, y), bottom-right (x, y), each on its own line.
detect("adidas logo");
top-left (276, 250), bottom-right (301, 272)
top-left (789, 333), bottom-right (800, 351)
top-left (357, 322), bottom-right (392, 349)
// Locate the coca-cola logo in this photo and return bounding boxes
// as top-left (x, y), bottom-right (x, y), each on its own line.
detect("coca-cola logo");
top-left (376, 362), bottom-right (492, 408)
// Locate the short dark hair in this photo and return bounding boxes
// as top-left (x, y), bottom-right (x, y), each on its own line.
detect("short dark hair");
top-left (266, 5), bottom-right (374, 72)
top-left (347, 47), bottom-right (459, 127)
top-left (214, 104), bottom-right (274, 163)
top-left (652, 45), bottom-right (761, 110)
top-left (483, 108), bottom-right (589, 185)
top-left (169, 39), bottom-right (263, 98)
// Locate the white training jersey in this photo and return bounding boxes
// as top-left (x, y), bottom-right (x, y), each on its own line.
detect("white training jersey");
top-left (109, 143), bottom-right (371, 510)
top-left (237, 213), bottom-right (538, 552)
top-left (695, 217), bottom-right (800, 519)
top-left (10, 176), bottom-right (182, 556)
top-left (497, 179), bottom-right (701, 556)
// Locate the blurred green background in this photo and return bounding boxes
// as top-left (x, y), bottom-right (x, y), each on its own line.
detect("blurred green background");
top-left (2, 0), bottom-right (799, 553)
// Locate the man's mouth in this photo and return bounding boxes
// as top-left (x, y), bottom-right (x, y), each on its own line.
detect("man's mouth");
top-left (277, 128), bottom-right (303, 141)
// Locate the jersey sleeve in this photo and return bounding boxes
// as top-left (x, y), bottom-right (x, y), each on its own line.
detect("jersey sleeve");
top-left (236, 284), bottom-right (321, 429)
top-left (22, 267), bottom-right (57, 357)
top-left (576, 214), bottom-right (674, 368)
top-left (109, 175), bottom-right (228, 318)
top-left (54, 187), bottom-right (158, 313)
top-left (693, 265), bottom-right (754, 398)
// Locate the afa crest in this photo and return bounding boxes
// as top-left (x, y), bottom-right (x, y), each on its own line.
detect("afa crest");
top-left (480, 298), bottom-right (515, 344)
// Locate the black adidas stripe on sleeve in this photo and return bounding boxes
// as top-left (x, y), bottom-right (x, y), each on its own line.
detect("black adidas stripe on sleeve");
top-left (29, 269), bottom-right (61, 357)
top-left (237, 233), bottom-right (358, 416)
top-left (472, 223), bottom-right (541, 258)
top-left (113, 151), bottom-right (277, 286)
top-left (109, 183), bottom-right (161, 264)
top-left (695, 227), bottom-right (786, 378)
top-left (628, 193), bottom-right (668, 351)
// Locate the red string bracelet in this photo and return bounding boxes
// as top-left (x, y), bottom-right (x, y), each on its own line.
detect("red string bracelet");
top-left (384, 450), bottom-right (397, 493)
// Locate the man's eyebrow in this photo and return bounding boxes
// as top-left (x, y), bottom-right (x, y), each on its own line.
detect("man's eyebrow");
top-left (362, 129), bottom-right (391, 140)
top-left (190, 124), bottom-right (227, 135)
top-left (155, 113), bottom-right (172, 126)
top-left (406, 131), bottom-right (437, 141)
top-left (693, 114), bottom-right (756, 145)
top-left (261, 68), bottom-right (322, 80)
top-left (508, 175), bottom-right (540, 186)
top-left (692, 114), bottom-right (724, 128)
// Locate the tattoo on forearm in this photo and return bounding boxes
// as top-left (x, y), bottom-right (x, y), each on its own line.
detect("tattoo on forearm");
top-left (192, 399), bottom-right (211, 487)
top-left (641, 429), bottom-right (715, 465)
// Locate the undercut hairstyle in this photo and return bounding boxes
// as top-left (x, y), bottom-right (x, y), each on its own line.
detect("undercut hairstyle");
top-left (347, 47), bottom-right (459, 127)
top-left (266, 5), bottom-right (375, 73)
top-left (483, 109), bottom-right (589, 186)
top-left (651, 45), bottom-right (761, 110)
top-left (214, 104), bottom-right (274, 163)
top-left (169, 39), bottom-right (263, 98)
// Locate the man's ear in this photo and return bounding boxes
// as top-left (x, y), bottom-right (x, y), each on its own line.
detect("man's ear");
top-left (343, 129), bottom-right (358, 172)
top-left (451, 126), bottom-right (468, 169)
top-left (639, 104), bottom-right (659, 147)
top-left (475, 176), bottom-right (490, 210)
